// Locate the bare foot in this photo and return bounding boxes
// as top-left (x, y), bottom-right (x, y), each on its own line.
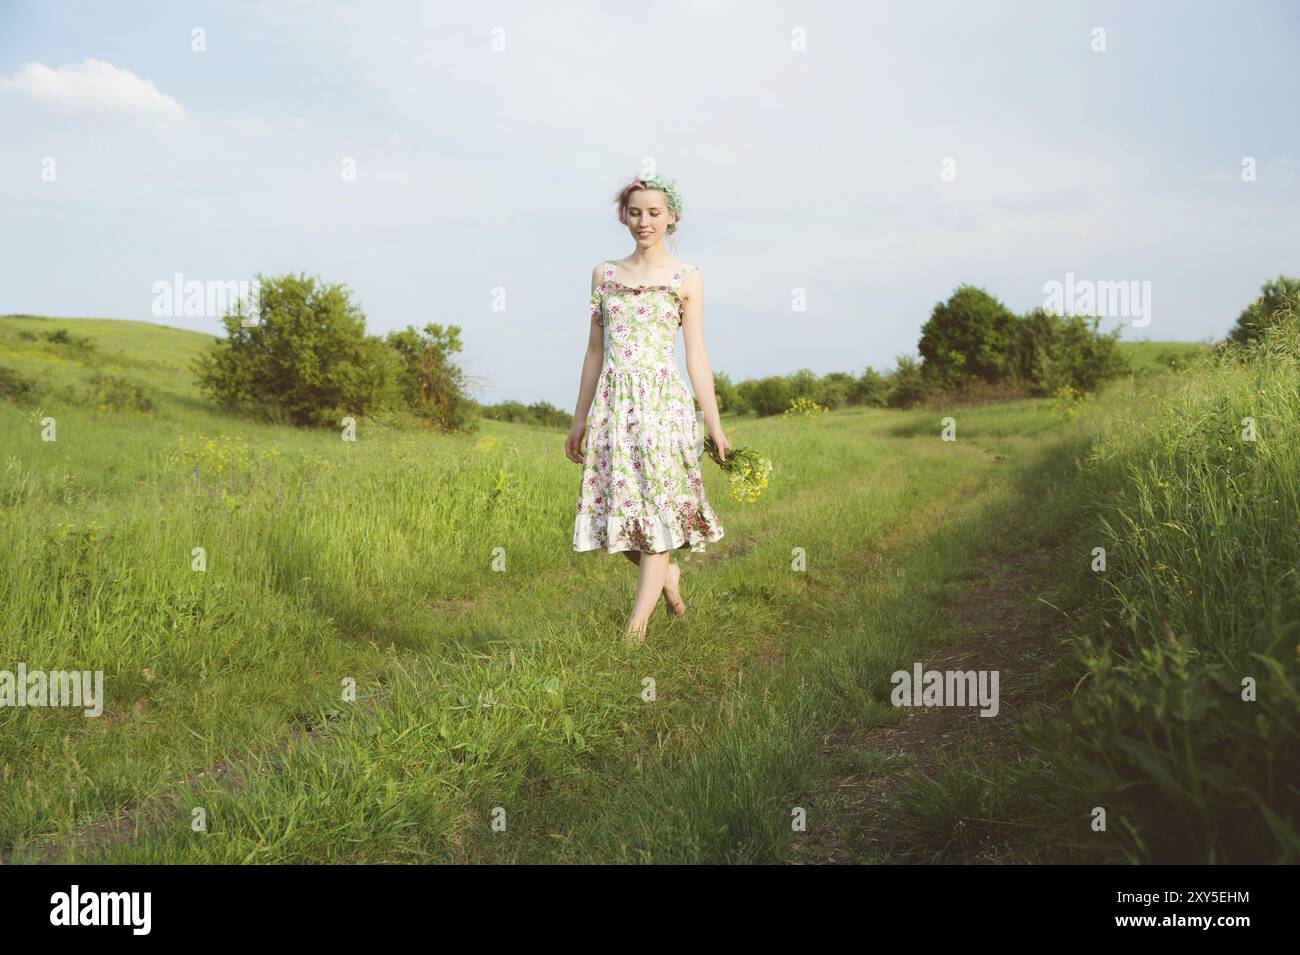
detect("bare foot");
top-left (624, 617), bottom-right (647, 646)
top-left (662, 562), bottom-right (686, 618)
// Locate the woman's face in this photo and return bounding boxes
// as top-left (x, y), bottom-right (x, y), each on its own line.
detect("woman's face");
top-left (625, 189), bottom-right (675, 246)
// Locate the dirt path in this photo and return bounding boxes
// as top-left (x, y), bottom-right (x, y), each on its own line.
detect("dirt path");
top-left (786, 542), bottom-right (1075, 864)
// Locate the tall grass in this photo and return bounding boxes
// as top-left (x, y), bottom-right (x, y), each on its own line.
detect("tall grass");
top-left (815, 320), bottom-right (1298, 865)
top-left (1040, 312), bottom-right (1300, 862)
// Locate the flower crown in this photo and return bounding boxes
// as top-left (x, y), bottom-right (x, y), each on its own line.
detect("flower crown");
top-left (621, 175), bottom-right (683, 232)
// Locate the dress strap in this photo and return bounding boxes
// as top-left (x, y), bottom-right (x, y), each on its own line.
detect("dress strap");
top-left (671, 264), bottom-right (696, 291)
top-left (602, 260), bottom-right (618, 284)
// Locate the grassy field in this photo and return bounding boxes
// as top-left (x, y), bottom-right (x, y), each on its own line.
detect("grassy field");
top-left (1112, 338), bottom-right (1211, 373)
top-left (0, 314), bottom-right (1292, 863)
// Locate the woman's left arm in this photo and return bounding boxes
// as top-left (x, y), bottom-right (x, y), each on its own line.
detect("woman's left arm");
top-left (679, 269), bottom-right (729, 459)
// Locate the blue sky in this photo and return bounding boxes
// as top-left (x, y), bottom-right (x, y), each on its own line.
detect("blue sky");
top-left (2, 0), bottom-right (1297, 407)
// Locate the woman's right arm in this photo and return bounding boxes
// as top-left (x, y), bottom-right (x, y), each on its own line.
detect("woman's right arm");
top-left (565, 264), bottom-right (606, 463)
top-left (571, 262), bottom-right (605, 427)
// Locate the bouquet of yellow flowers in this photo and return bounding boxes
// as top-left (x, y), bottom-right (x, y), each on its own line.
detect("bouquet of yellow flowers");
top-left (703, 436), bottom-right (772, 503)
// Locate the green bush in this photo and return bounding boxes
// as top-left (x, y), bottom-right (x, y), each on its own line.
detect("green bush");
top-left (385, 323), bottom-right (477, 432)
top-left (917, 285), bottom-right (1020, 390)
top-left (0, 365), bottom-right (43, 405)
top-left (1153, 348), bottom-right (1192, 371)
top-left (192, 272), bottom-right (406, 428)
top-left (83, 372), bottom-right (154, 413)
top-left (1227, 275), bottom-right (1300, 345)
top-left (814, 371), bottom-right (856, 410)
top-left (44, 328), bottom-right (92, 348)
top-left (712, 371), bottom-right (741, 415)
top-left (1016, 307), bottom-right (1127, 396)
top-left (481, 399), bottom-right (570, 428)
top-left (917, 285), bottom-right (1127, 398)
top-left (738, 375), bottom-right (795, 417)
top-left (786, 368), bottom-right (820, 402)
top-left (42, 328), bottom-right (99, 361)
top-left (850, 366), bottom-right (889, 407)
top-left (886, 354), bottom-right (929, 408)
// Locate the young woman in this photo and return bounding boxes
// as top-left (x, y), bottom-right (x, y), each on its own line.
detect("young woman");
top-left (565, 175), bottom-right (729, 645)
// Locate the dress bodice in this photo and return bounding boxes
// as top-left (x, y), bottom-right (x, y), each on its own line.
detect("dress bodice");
top-left (589, 260), bottom-right (696, 375)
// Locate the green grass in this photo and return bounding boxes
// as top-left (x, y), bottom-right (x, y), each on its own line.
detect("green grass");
top-left (1041, 320), bottom-right (1300, 862)
top-left (871, 321), bottom-right (1300, 864)
top-left (1116, 338), bottom-right (1212, 374)
top-left (0, 313), bottom-right (1292, 863)
top-left (0, 314), bottom-right (218, 413)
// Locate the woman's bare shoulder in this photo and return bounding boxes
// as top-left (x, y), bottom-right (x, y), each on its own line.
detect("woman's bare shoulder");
top-left (679, 264), bottom-right (703, 296)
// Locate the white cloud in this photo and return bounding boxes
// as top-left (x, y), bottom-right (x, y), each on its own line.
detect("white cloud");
top-left (0, 58), bottom-right (184, 128)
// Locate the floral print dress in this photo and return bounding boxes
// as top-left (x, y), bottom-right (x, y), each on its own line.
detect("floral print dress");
top-left (573, 260), bottom-right (725, 554)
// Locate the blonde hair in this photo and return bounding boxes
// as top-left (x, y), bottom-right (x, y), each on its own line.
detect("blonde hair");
top-left (613, 175), bottom-right (683, 235)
